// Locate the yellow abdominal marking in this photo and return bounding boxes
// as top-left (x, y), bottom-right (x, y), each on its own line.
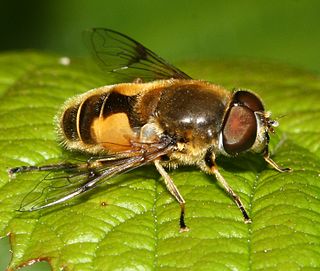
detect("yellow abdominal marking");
top-left (91, 113), bottom-right (135, 151)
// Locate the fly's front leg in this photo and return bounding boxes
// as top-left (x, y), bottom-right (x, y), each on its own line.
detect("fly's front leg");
top-left (263, 146), bottom-right (292, 173)
top-left (154, 160), bottom-right (189, 232)
top-left (205, 152), bottom-right (252, 224)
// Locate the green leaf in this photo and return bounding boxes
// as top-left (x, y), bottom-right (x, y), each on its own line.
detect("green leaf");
top-left (0, 52), bottom-right (319, 271)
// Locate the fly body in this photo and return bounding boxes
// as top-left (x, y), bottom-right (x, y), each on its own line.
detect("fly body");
top-left (9, 28), bottom-right (291, 232)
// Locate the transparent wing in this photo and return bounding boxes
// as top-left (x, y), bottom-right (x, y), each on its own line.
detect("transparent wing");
top-left (20, 168), bottom-right (96, 211)
top-left (83, 28), bottom-right (192, 82)
top-left (17, 139), bottom-right (174, 211)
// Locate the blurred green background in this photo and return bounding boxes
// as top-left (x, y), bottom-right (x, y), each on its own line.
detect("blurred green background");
top-left (1, 1), bottom-right (319, 270)
top-left (0, 0), bottom-right (320, 72)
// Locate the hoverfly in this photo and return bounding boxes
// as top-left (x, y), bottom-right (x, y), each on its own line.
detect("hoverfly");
top-left (9, 28), bottom-right (291, 232)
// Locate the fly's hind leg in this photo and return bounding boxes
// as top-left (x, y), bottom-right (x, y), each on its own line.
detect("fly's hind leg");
top-left (8, 160), bottom-right (101, 177)
top-left (205, 152), bottom-right (252, 224)
top-left (8, 163), bottom-right (82, 175)
top-left (154, 160), bottom-right (189, 232)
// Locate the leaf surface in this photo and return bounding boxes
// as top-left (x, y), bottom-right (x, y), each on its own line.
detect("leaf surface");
top-left (0, 53), bottom-right (319, 271)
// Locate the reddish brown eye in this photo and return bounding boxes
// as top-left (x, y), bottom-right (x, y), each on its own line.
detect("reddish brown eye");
top-left (233, 91), bottom-right (264, 112)
top-left (222, 106), bottom-right (257, 154)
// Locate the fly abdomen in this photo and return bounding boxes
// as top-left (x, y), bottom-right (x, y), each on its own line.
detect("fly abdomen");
top-left (78, 93), bottom-right (109, 144)
top-left (59, 86), bottom-right (142, 154)
top-left (61, 104), bottom-right (79, 142)
top-left (61, 92), bottom-right (109, 144)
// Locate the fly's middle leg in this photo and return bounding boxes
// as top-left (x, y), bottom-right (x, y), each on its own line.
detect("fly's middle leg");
top-left (154, 160), bottom-right (189, 232)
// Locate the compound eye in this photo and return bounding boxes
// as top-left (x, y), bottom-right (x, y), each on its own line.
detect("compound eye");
top-left (222, 105), bottom-right (257, 154)
top-left (233, 91), bottom-right (264, 112)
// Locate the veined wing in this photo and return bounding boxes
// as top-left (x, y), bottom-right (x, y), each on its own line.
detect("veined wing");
top-left (15, 139), bottom-right (174, 212)
top-left (83, 28), bottom-right (192, 82)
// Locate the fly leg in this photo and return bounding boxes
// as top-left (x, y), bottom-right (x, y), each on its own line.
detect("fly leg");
top-left (8, 163), bottom-right (83, 175)
top-left (154, 160), bottom-right (189, 232)
top-left (8, 159), bottom-right (103, 178)
top-left (263, 146), bottom-right (292, 173)
top-left (205, 152), bottom-right (251, 224)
